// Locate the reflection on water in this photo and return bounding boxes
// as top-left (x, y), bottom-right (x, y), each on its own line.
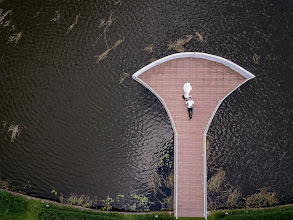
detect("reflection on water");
top-left (0, 0), bottom-right (293, 210)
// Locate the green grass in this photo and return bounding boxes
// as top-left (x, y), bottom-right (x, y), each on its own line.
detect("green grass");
top-left (0, 190), bottom-right (204, 220)
top-left (209, 206), bottom-right (293, 220)
top-left (1, 190), bottom-right (293, 220)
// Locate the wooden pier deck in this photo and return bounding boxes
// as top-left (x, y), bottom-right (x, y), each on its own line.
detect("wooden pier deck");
top-left (132, 53), bottom-right (254, 218)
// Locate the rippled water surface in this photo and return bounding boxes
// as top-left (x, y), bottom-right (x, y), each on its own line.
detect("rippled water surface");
top-left (0, 0), bottom-right (292, 210)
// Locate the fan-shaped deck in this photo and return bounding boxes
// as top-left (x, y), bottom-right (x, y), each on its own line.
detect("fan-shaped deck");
top-left (132, 53), bottom-right (254, 218)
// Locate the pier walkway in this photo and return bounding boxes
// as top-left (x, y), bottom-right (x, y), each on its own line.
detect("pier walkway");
top-left (132, 53), bottom-right (254, 218)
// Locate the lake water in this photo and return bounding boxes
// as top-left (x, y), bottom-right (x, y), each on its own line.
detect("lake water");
top-left (0, 0), bottom-right (292, 210)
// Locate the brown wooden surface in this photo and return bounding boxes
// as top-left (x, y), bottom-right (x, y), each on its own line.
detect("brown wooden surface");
top-left (138, 58), bottom-right (246, 217)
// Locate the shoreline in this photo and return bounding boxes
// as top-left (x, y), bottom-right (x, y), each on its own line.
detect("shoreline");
top-left (0, 188), bottom-right (173, 215)
top-left (1, 188), bottom-right (293, 217)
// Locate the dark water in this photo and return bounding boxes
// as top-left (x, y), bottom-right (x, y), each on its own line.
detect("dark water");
top-left (0, 0), bottom-right (292, 210)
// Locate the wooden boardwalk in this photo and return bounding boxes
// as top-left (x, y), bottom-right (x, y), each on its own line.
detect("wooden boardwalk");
top-left (133, 53), bottom-right (254, 218)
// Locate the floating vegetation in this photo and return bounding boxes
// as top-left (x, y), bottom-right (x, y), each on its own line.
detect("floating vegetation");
top-left (0, 8), bottom-right (15, 32)
top-left (67, 13), bottom-right (80, 34)
top-left (253, 53), bottom-right (260, 64)
top-left (2, 121), bottom-right (7, 131)
top-left (208, 170), bottom-right (226, 193)
top-left (226, 188), bottom-right (241, 208)
top-left (157, 148), bottom-right (173, 171)
top-left (101, 196), bottom-right (114, 211)
top-left (130, 192), bottom-right (153, 211)
top-left (1, 8), bottom-right (18, 38)
top-left (3, 19), bottom-right (11, 27)
top-left (0, 8), bottom-right (12, 25)
top-left (168, 35), bottom-right (193, 52)
top-left (119, 72), bottom-right (130, 84)
top-left (195, 31), bottom-right (207, 45)
top-left (246, 187), bottom-right (279, 208)
top-left (51, 10), bottom-right (61, 23)
top-left (96, 39), bottom-right (124, 62)
top-left (8, 32), bottom-right (23, 45)
top-left (66, 193), bottom-right (93, 208)
top-left (34, 10), bottom-right (41, 18)
top-left (51, 188), bottom-right (58, 196)
top-left (114, 0), bottom-right (122, 5)
top-left (144, 45), bottom-right (154, 53)
top-left (149, 57), bottom-right (157, 63)
top-left (7, 123), bottom-right (20, 142)
top-left (0, 177), bottom-right (10, 190)
top-left (92, 12), bottom-right (113, 47)
top-left (59, 193), bottom-right (65, 204)
top-left (207, 169), bottom-right (243, 210)
top-left (116, 194), bottom-right (124, 203)
top-left (22, 181), bottom-right (32, 191)
top-left (0, 177), bottom-right (17, 191)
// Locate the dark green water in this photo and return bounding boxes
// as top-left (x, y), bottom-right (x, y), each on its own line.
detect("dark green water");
top-left (0, 0), bottom-right (292, 210)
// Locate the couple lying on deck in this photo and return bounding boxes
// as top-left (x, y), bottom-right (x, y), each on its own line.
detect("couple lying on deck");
top-left (183, 82), bottom-right (194, 120)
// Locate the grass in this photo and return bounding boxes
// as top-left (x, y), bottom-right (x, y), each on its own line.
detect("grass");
top-left (0, 190), bottom-right (204, 220)
top-left (209, 206), bottom-right (293, 220)
top-left (1, 190), bottom-right (293, 219)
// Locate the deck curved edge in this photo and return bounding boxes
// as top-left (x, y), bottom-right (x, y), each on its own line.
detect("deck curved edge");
top-left (132, 52), bottom-right (255, 80)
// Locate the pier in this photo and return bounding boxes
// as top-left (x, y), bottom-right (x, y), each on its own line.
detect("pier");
top-left (132, 53), bottom-right (255, 218)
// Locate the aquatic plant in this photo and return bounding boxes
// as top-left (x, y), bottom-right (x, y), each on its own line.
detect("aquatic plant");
top-left (92, 12), bottom-right (113, 47)
top-left (168, 35), bottom-right (193, 52)
top-left (0, 178), bottom-right (10, 190)
top-left (7, 123), bottom-right (20, 142)
top-left (58, 193), bottom-right (93, 208)
top-left (253, 53), bottom-right (260, 64)
top-left (207, 170), bottom-right (243, 210)
top-left (149, 57), bottom-right (157, 63)
top-left (8, 32), bottom-right (23, 45)
top-left (101, 196), bottom-right (114, 211)
top-left (59, 193), bottom-right (65, 204)
top-left (2, 121), bottom-right (7, 131)
top-left (195, 31), bottom-right (207, 45)
top-left (66, 193), bottom-right (78, 205)
top-left (226, 188), bottom-right (242, 208)
top-left (0, 8), bottom-right (12, 26)
top-left (96, 39), bottom-right (124, 62)
top-left (67, 13), bottom-right (80, 34)
top-left (130, 192), bottom-right (153, 211)
top-left (51, 188), bottom-right (58, 196)
top-left (51, 10), bottom-right (61, 23)
top-left (144, 45), bottom-right (154, 53)
top-left (77, 194), bottom-right (93, 207)
top-left (208, 170), bottom-right (226, 193)
top-left (246, 187), bottom-right (279, 208)
top-left (116, 194), bottom-right (124, 203)
top-left (119, 72), bottom-right (130, 84)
